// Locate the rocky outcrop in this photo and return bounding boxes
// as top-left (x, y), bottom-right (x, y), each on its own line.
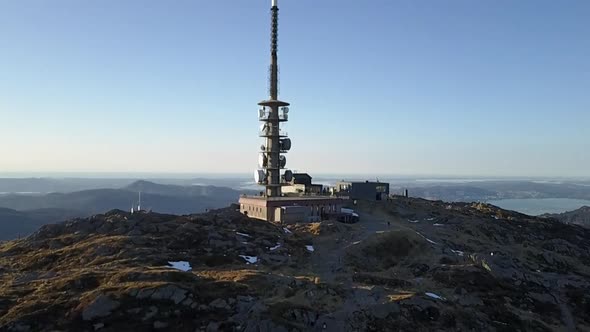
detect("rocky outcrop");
top-left (542, 205), bottom-right (590, 227)
top-left (0, 200), bottom-right (589, 331)
top-left (81, 295), bottom-right (120, 321)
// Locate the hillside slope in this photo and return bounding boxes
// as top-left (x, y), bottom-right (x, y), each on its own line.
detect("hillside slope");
top-left (0, 208), bottom-right (82, 241)
top-left (0, 181), bottom-right (245, 215)
top-left (542, 206), bottom-right (590, 227)
top-left (0, 181), bottom-right (253, 240)
top-left (0, 198), bottom-right (589, 331)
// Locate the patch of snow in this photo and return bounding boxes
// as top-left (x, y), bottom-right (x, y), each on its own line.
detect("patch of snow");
top-left (427, 217), bottom-right (436, 221)
top-left (352, 213), bottom-right (359, 217)
top-left (239, 255), bottom-right (258, 264)
top-left (283, 227), bottom-right (292, 234)
top-left (269, 243), bottom-right (281, 251)
top-left (236, 232), bottom-right (251, 238)
top-left (408, 219), bottom-right (420, 223)
top-left (425, 238), bottom-right (438, 245)
top-left (425, 292), bottom-right (445, 300)
top-left (352, 241), bottom-right (361, 245)
top-left (168, 261), bottom-right (191, 272)
top-left (490, 252), bottom-right (494, 256)
top-left (415, 231), bottom-right (438, 245)
top-left (451, 249), bottom-right (464, 256)
top-left (376, 231), bottom-right (384, 234)
top-left (433, 223), bottom-right (445, 227)
top-left (305, 245), bottom-right (315, 252)
top-left (492, 215), bottom-right (500, 220)
top-left (242, 242), bottom-right (249, 245)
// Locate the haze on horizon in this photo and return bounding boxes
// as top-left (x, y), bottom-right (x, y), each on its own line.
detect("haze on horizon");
top-left (0, 0), bottom-right (588, 177)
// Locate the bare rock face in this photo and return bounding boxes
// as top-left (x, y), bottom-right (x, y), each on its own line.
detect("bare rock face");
top-left (0, 201), bottom-right (589, 331)
top-left (542, 206), bottom-right (590, 227)
top-left (81, 295), bottom-right (120, 321)
top-left (209, 298), bottom-right (230, 310)
top-left (149, 285), bottom-right (188, 304)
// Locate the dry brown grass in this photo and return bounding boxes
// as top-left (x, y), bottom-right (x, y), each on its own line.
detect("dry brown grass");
top-left (387, 292), bottom-right (415, 302)
top-left (195, 269), bottom-right (260, 283)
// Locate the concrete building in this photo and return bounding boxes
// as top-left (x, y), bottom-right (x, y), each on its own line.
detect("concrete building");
top-left (292, 173), bottom-right (312, 186)
top-left (282, 173), bottom-right (323, 194)
top-left (335, 181), bottom-right (390, 201)
top-left (240, 196), bottom-right (345, 224)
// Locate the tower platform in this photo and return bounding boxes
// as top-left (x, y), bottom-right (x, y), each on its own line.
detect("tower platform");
top-left (239, 195), bottom-right (347, 224)
top-left (258, 99), bottom-right (290, 107)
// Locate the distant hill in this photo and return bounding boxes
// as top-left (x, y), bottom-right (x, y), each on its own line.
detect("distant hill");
top-left (124, 180), bottom-right (246, 200)
top-left (0, 178), bottom-right (135, 193)
top-left (541, 206), bottom-right (590, 227)
top-left (406, 185), bottom-right (498, 202)
top-left (0, 181), bottom-right (251, 215)
top-left (0, 180), bottom-right (256, 240)
top-left (403, 181), bottom-right (590, 202)
top-left (0, 207), bottom-right (82, 240)
top-left (0, 177), bottom-right (252, 194)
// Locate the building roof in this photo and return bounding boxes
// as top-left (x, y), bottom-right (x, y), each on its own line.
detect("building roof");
top-left (240, 195), bottom-right (342, 202)
top-left (338, 180), bottom-right (387, 185)
top-left (292, 173), bottom-right (312, 180)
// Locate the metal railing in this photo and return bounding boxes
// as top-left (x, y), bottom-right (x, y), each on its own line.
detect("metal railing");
top-left (259, 110), bottom-right (288, 121)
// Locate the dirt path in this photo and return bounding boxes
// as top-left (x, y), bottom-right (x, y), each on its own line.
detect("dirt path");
top-left (309, 209), bottom-right (406, 284)
top-left (305, 210), bottom-right (413, 331)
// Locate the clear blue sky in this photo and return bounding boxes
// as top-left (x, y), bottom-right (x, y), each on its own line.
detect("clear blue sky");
top-left (0, 0), bottom-right (588, 177)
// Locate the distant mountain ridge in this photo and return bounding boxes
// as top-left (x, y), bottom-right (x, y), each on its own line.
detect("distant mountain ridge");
top-left (0, 177), bottom-right (253, 194)
top-left (404, 181), bottom-right (590, 202)
top-left (124, 180), bottom-right (246, 198)
top-left (0, 180), bottom-right (255, 240)
top-left (542, 206), bottom-right (590, 227)
top-left (0, 207), bottom-right (82, 240)
top-left (406, 185), bottom-right (498, 202)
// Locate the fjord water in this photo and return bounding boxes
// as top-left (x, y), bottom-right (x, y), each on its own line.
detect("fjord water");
top-left (487, 198), bottom-right (590, 216)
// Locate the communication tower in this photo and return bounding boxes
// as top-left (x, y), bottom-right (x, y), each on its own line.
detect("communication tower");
top-left (255, 0), bottom-right (293, 197)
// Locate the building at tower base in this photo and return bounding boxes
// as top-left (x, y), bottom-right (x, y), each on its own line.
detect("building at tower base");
top-left (239, 195), bottom-right (345, 224)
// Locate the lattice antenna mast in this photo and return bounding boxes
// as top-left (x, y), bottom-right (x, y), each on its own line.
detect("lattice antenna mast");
top-left (270, 0), bottom-right (279, 100)
top-left (255, 0), bottom-right (293, 197)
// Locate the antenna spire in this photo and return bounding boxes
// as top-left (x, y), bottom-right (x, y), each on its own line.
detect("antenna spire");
top-left (256, 0), bottom-right (291, 198)
top-left (270, 0), bottom-right (279, 99)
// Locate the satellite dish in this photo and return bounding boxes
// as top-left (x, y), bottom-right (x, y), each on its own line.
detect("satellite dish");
top-left (280, 138), bottom-right (291, 151)
top-left (281, 106), bottom-right (289, 113)
top-left (283, 170), bottom-right (293, 182)
top-left (254, 169), bottom-right (266, 184)
top-left (279, 155), bottom-right (287, 168)
top-left (260, 144), bottom-right (266, 151)
top-left (258, 154), bottom-right (267, 167)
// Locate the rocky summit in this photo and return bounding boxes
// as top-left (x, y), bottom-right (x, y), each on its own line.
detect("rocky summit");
top-left (1, 198), bottom-right (589, 331)
top-left (542, 206), bottom-right (590, 228)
